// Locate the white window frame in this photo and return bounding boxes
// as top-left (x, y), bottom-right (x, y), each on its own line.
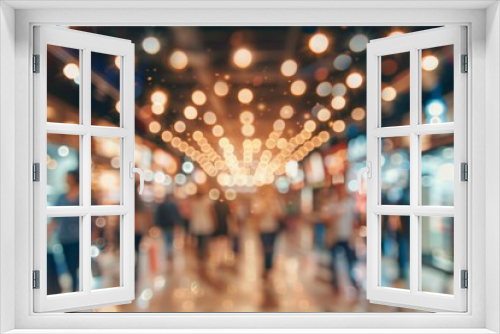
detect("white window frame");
top-left (0, 2), bottom-right (499, 333)
top-left (33, 25), bottom-right (136, 312)
top-left (365, 26), bottom-right (467, 312)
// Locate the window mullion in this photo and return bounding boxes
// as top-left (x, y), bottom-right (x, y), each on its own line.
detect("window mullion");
top-left (81, 48), bottom-right (92, 294)
top-left (409, 47), bottom-right (420, 295)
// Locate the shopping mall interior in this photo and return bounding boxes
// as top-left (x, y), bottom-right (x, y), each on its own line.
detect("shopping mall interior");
top-left (45, 26), bottom-right (455, 312)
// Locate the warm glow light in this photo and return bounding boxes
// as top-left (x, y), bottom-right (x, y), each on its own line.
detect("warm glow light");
top-left (241, 124), bottom-right (255, 137)
top-left (151, 91), bottom-right (168, 105)
top-left (316, 82), bottom-right (332, 97)
top-left (238, 88), bottom-right (254, 104)
top-left (191, 90), bottom-right (207, 106)
top-left (331, 96), bottom-right (346, 110)
top-left (290, 80), bottom-right (307, 96)
top-left (183, 106), bottom-right (198, 120)
top-left (192, 131), bottom-right (203, 141)
top-left (63, 63), bottom-right (79, 79)
top-left (149, 121), bottom-right (161, 133)
top-left (142, 37), bottom-right (161, 55)
top-left (233, 48), bottom-right (252, 69)
top-left (203, 111), bottom-right (217, 125)
top-left (174, 120), bottom-right (186, 133)
top-left (212, 125), bottom-right (224, 137)
top-left (239, 111), bottom-right (255, 124)
top-left (209, 188), bottom-right (221, 201)
top-left (273, 119), bottom-right (286, 132)
top-left (304, 120), bottom-right (317, 132)
top-left (169, 50), bottom-right (189, 70)
top-left (332, 120), bottom-right (346, 132)
top-left (316, 108), bottom-right (331, 122)
top-left (115, 101), bottom-right (120, 113)
top-left (422, 55), bottom-right (439, 71)
top-left (308, 33), bottom-right (329, 54)
top-left (161, 130), bottom-right (173, 142)
top-left (151, 103), bottom-right (165, 115)
top-left (225, 188), bottom-right (237, 201)
top-left (388, 31), bottom-right (404, 37)
top-left (281, 59), bottom-right (298, 77)
top-left (114, 56), bottom-right (121, 69)
top-left (280, 105), bottom-right (294, 119)
top-left (214, 81), bottom-right (229, 96)
top-left (381, 86), bottom-right (398, 102)
top-left (346, 72), bottom-right (363, 89)
top-left (351, 107), bottom-right (366, 121)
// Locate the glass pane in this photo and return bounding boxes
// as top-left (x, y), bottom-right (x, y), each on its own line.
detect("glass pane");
top-left (421, 133), bottom-right (454, 206)
top-left (47, 134), bottom-right (80, 206)
top-left (91, 215), bottom-right (121, 290)
top-left (381, 215), bottom-right (410, 290)
top-left (91, 137), bottom-right (121, 205)
top-left (91, 52), bottom-right (121, 127)
top-left (421, 216), bottom-right (454, 294)
top-left (421, 45), bottom-right (454, 124)
top-left (47, 216), bottom-right (80, 294)
top-left (47, 45), bottom-right (80, 124)
top-left (381, 137), bottom-right (410, 205)
top-left (381, 52), bottom-right (410, 127)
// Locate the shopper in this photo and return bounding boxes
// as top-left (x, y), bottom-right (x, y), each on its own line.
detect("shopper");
top-left (328, 185), bottom-right (359, 293)
top-left (50, 169), bottom-right (80, 292)
top-left (189, 190), bottom-right (217, 266)
top-left (155, 192), bottom-right (182, 259)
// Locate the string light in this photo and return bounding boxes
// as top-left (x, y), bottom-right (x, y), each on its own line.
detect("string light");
top-left (332, 83), bottom-right (347, 96)
top-left (142, 37), bottom-right (161, 55)
top-left (316, 82), bottom-right (332, 97)
top-left (233, 48), bottom-right (252, 69)
top-left (422, 55), bottom-right (439, 71)
top-left (241, 124), bottom-right (255, 137)
top-left (351, 107), bottom-right (366, 121)
top-left (214, 81), bottom-right (229, 96)
top-left (381, 86), bottom-right (397, 102)
top-left (281, 59), bottom-right (298, 77)
top-left (308, 33), bottom-right (329, 54)
top-left (212, 125), bottom-right (224, 137)
top-left (290, 80), bottom-right (307, 96)
top-left (316, 108), bottom-right (332, 122)
top-left (304, 120), bottom-right (317, 132)
top-left (239, 111), bottom-right (255, 124)
top-left (174, 120), bottom-right (186, 133)
top-left (331, 96), bottom-right (346, 110)
top-left (169, 50), bottom-right (189, 70)
top-left (63, 63), bottom-right (79, 80)
top-left (346, 72), bottom-right (363, 89)
top-left (161, 130), bottom-right (173, 142)
top-left (332, 120), bottom-right (346, 132)
top-left (149, 121), bottom-right (161, 133)
top-left (191, 90), bottom-right (207, 106)
top-left (280, 105), bottom-right (294, 119)
top-left (183, 106), bottom-right (198, 120)
top-left (273, 119), bottom-right (286, 132)
top-left (238, 88), bottom-right (254, 104)
top-left (203, 111), bottom-right (217, 125)
top-left (151, 91), bottom-right (168, 105)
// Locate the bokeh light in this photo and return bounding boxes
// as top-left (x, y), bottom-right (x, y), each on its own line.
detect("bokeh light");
top-left (290, 80), bottom-right (307, 96)
top-left (169, 50), bottom-right (189, 70)
top-left (308, 33), bottom-right (329, 54)
top-left (422, 55), bottom-right (439, 71)
top-left (346, 72), bottom-right (363, 89)
top-left (279, 105), bottom-right (294, 119)
top-left (281, 59), bottom-right (298, 77)
top-left (142, 37), bottom-right (161, 55)
top-left (238, 88), bottom-right (254, 104)
top-left (214, 81), bottom-right (229, 96)
top-left (233, 48), bottom-right (253, 69)
top-left (191, 90), bottom-right (207, 106)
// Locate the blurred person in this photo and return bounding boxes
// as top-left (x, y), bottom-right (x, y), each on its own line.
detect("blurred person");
top-left (155, 192), bottom-right (182, 259)
top-left (327, 185), bottom-right (359, 293)
top-left (135, 184), bottom-right (152, 281)
top-left (253, 187), bottom-right (285, 280)
top-left (49, 169), bottom-right (80, 292)
top-left (213, 199), bottom-right (231, 266)
top-left (189, 190), bottom-right (217, 268)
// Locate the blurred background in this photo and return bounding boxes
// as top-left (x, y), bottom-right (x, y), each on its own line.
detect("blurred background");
top-left (45, 26), bottom-right (455, 312)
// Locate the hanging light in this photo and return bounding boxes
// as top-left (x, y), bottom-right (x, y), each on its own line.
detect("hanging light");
top-left (214, 81), bottom-right (229, 96)
top-left (174, 120), bottom-right (186, 133)
top-left (316, 108), bottom-right (332, 122)
top-left (346, 72), bottom-right (363, 89)
top-left (203, 111), bottom-right (217, 125)
top-left (151, 91), bottom-right (168, 105)
top-left (233, 48), bottom-right (252, 69)
top-left (183, 106), bottom-right (198, 120)
top-left (238, 88), bottom-right (254, 104)
top-left (191, 90), bottom-right (207, 106)
top-left (280, 59), bottom-right (298, 77)
top-left (212, 125), bottom-right (224, 137)
top-left (169, 50), bottom-right (189, 70)
top-left (239, 111), bottom-right (255, 124)
top-left (290, 80), bottom-right (307, 96)
top-left (308, 33), bottom-right (329, 54)
top-left (142, 37), bottom-right (161, 55)
top-left (149, 121), bottom-right (161, 133)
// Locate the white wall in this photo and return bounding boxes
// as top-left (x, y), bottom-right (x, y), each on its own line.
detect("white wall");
top-left (485, 2), bottom-right (500, 333)
top-left (0, 2), bottom-right (16, 333)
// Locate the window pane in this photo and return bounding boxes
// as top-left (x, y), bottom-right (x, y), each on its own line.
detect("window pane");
top-left (91, 215), bottom-right (121, 290)
top-left (421, 216), bottom-right (454, 294)
top-left (91, 52), bottom-right (121, 127)
top-left (47, 45), bottom-right (80, 124)
top-left (47, 216), bottom-right (80, 294)
top-left (91, 137), bottom-right (121, 205)
top-left (47, 134), bottom-right (80, 206)
top-left (421, 133), bottom-right (454, 206)
top-left (381, 215), bottom-right (410, 290)
top-left (381, 137), bottom-right (410, 205)
top-left (421, 45), bottom-right (454, 124)
top-left (381, 52), bottom-right (410, 127)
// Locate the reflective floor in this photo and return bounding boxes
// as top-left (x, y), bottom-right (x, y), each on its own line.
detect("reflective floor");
top-left (96, 220), bottom-right (416, 313)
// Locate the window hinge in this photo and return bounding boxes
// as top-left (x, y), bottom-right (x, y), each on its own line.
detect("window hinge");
top-left (461, 270), bottom-right (468, 289)
top-left (33, 163), bottom-right (40, 182)
top-left (33, 54), bottom-right (40, 73)
top-left (461, 162), bottom-right (468, 181)
top-left (461, 54), bottom-right (468, 73)
top-left (33, 270), bottom-right (40, 289)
